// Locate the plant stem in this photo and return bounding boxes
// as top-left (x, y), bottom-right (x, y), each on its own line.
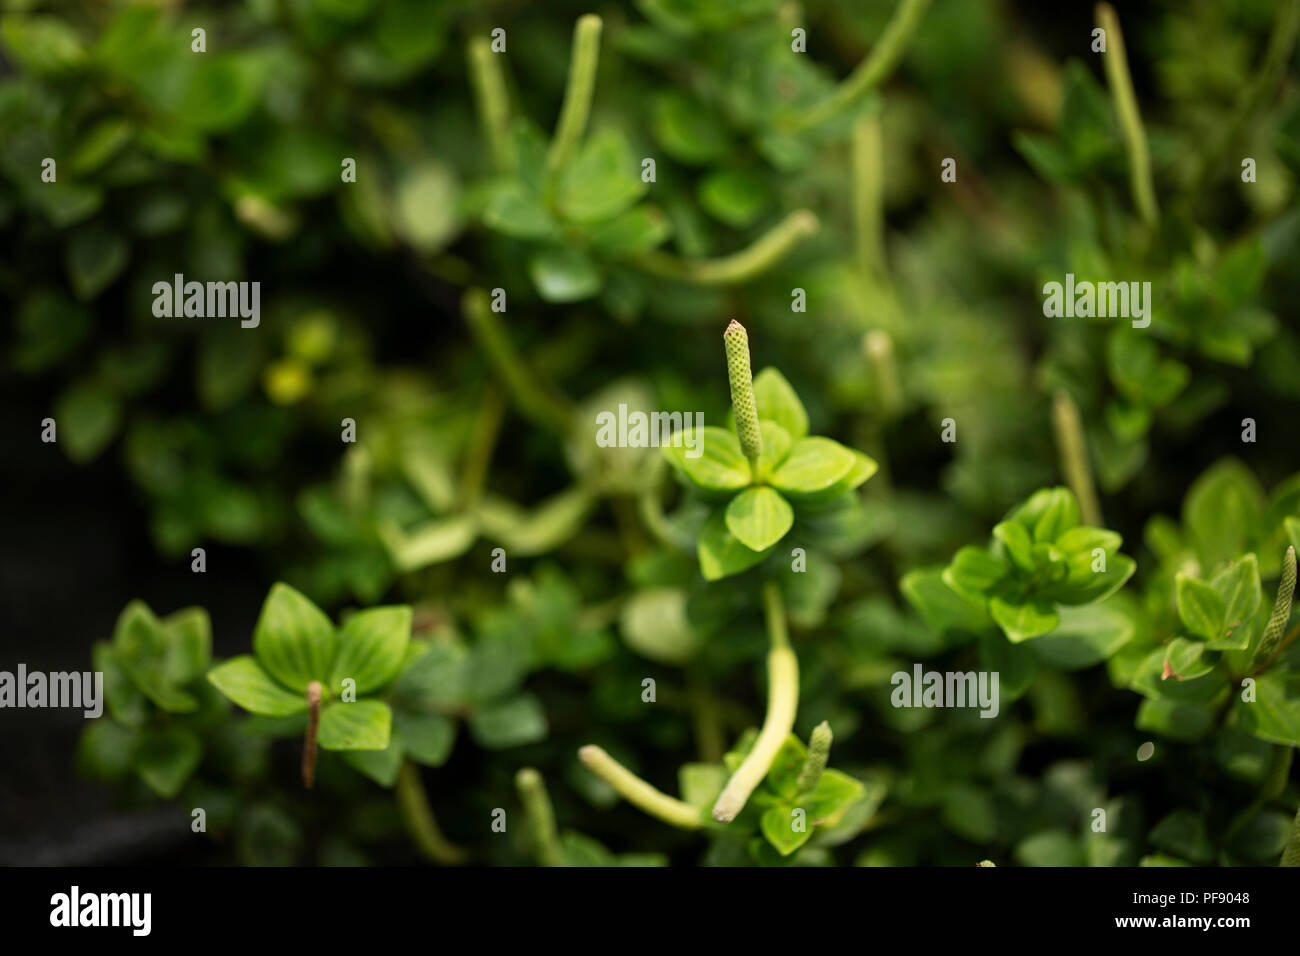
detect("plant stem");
top-left (463, 288), bottom-right (574, 435)
top-left (577, 745), bottom-right (702, 829)
top-left (688, 668), bottom-right (725, 763)
top-left (1096, 3), bottom-right (1158, 228)
top-left (712, 582), bottom-right (799, 823)
top-left (633, 210), bottom-right (819, 284)
top-left (467, 35), bottom-right (515, 173)
top-left (515, 768), bottom-right (567, 866)
top-left (302, 681), bottom-right (321, 789)
top-left (1052, 389), bottom-right (1102, 527)
top-left (863, 330), bottom-right (903, 421)
top-left (459, 386), bottom-right (505, 509)
top-left (792, 0), bottom-right (931, 130)
top-left (724, 320), bottom-right (763, 466)
top-left (852, 113), bottom-right (885, 279)
top-left (396, 761), bottom-right (469, 865)
top-left (1251, 546), bottom-right (1296, 673)
top-left (547, 14), bottom-right (603, 174)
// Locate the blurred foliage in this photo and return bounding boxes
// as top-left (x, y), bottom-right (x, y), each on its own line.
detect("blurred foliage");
top-left (4, 0), bottom-right (1299, 865)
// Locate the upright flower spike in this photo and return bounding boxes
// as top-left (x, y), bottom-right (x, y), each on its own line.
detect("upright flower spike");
top-left (796, 721), bottom-right (833, 795)
top-left (724, 320), bottom-right (763, 467)
top-left (1252, 545), bottom-right (1297, 673)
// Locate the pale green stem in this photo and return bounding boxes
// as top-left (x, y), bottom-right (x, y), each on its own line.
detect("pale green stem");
top-left (1252, 546), bottom-right (1297, 673)
top-left (462, 288), bottom-right (574, 434)
top-left (515, 768), bottom-right (567, 867)
top-left (547, 14), bottom-right (603, 174)
top-left (863, 330), bottom-right (902, 421)
top-left (633, 210), bottom-right (819, 285)
top-left (796, 720), bottom-right (832, 794)
top-left (467, 36), bottom-right (515, 173)
top-left (1096, 3), bottom-right (1158, 228)
top-left (396, 761), bottom-right (469, 865)
top-left (712, 582), bottom-right (799, 823)
top-left (852, 113), bottom-right (885, 279)
top-left (341, 445), bottom-right (371, 519)
top-left (1052, 389), bottom-right (1102, 527)
top-left (459, 386), bottom-right (505, 509)
top-left (792, 0), bottom-right (931, 130)
top-left (577, 745), bottom-right (702, 829)
top-left (724, 320), bottom-right (763, 466)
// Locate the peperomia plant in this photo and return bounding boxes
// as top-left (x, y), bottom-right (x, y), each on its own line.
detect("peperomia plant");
top-left (207, 583), bottom-right (406, 786)
top-left (662, 320), bottom-right (876, 580)
top-left (937, 487), bottom-right (1136, 643)
top-left (79, 600), bottom-right (229, 799)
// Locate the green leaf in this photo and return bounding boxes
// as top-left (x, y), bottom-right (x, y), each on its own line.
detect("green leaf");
top-left (764, 734), bottom-right (809, 801)
top-left (55, 381), bottom-right (122, 463)
top-left (477, 487), bottom-right (594, 556)
top-left (1207, 554), bottom-right (1261, 649)
top-left (1183, 459), bottom-right (1265, 571)
top-left (328, 605), bottom-right (411, 696)
top-left (65, 222), bottom-right (128, 301)
top-left (652, 91), bottom-right (729, 165)
top-left (482, 181), bottom-right (556, 239)
top-left (1008, 488), bottom-right (1078, 540)
top-left (207, 656), bottom-right (309, 717)
top-left (556, 128), bottom-right (646, 223)
top-left (252, 583), bottom-right (336, 693)
top-left (342, 740), bottom-right (403, 787)
top-left (678, 763), bottom-right (726, 811)
top-left (1176, 574), bottom-right (1225, 642)
top-left (161, 607), bottom-right (211, 685)
top-left (0, 16), bottom-right (84, 74)
top-left (1031, 602), bottom-right (1134, 669)
top-left (1149, 810), bottom-right (1213, 864)
top-left (993, 521), bottom-right (1036, 571)
top-left (803, 769), bottom-right (866, 826)
top-left (943, 547), bottom-right (1009, 601)
top-left (761, 804), bottom-right (814, 856)
top-left (529, 246), bottom-right (601, 302)
top-left (725, 486), bottom-right (794, 552)
top-left (71, 119), bottom-right (134, 174)
top-left (901, 567), bottom-right (994, 637)
top-left (393, 711), bottom-right (456, 766)
top-left (378, 514), bottom-right (478, 572)
top-left (393, 161), bottom-right (460, 252)
top-left (1235, 671), bottom-right (1300, 748)
top-left (318, 700), bottom-right (392, 751)
top-left (752, 368), bottom-right (808, 440)
top-left (618, 588), bottom-right (703, 664)
top-left (662, 426), bottom-right (751, 493)
top-left (698, 169), bottom-right (768, 228)
top-left (697, 508), bottom-right (770, 581)
top-left (769, 437), bottom-right (855, 498)
top-left (585, 204), bottom-right (671, 256)
top-left (989, 596), bottom-right (1059, 643)
top-left (750, 420), bottom-right (794, 485)
top-left (1136, 698), bottom-right (1216, 741)
top-left (135, 727), bottom-right (202, 798)
top-left (467, 693), bottom-right (548, 748)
